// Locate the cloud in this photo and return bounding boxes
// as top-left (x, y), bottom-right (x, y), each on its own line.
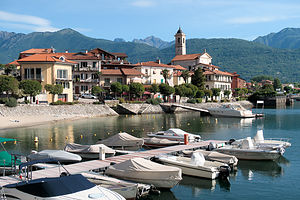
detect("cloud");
top-left (0, 11), bottom-right (58, 32)
top-left (226, 15), bottom-right (300, 24)
top-left (131, 0), bottom-right (156, 7)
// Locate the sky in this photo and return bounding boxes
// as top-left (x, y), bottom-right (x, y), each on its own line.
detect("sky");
top-left (1, 0), bottom-right (300, 42)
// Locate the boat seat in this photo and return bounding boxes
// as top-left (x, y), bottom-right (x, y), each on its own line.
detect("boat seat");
top-left (241, 137), bottom-right (254, 149)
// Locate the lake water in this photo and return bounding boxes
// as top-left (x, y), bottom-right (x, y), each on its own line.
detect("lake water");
top-left (1, 102), bottom-right (300, 199)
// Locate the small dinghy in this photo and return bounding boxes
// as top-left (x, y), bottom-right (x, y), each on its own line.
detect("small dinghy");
top-left (157, 152), bottom-right (230, 180)
top-left (97, 132), bottom-right (144, 150)
top-left (64, 143), bottom-right (116, 159)
top-left (105, 158), bottom-right (182, 189)
top-left (27, 150), bottom-right (82, 163)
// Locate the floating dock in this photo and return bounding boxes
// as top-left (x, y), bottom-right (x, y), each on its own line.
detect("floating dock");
top-left (0, 140), bottom-right (225, 187)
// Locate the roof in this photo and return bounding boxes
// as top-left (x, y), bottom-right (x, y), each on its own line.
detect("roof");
top-left (135, 61), bottom-right (176, 69)
top-left (176, 27), bottom-right (183, 34)
top-left (173, 71), bottom-right (193, 77)
top-left (121, 68), bottom-right (143, 76)
top-left (111, 52), bottom-right (128, 58)
top-left (20, 48), bottom-right (53, 54)
top-left (8, 60), bottom-right (20, 66)
top-left (173, 65), bottom-right (186, 70)
top-left (203, 69), bottom-right (233, 76)
top-left (54, 53), bottom-right (101, 60)
top-left (171, 53), bottom-right (202, 62)
top-left (101, 69), bottom-right (123, 75)
top-left (17, 54), bottom-right (77, 64)
top-left (101, 68), bottom-right (143, 76)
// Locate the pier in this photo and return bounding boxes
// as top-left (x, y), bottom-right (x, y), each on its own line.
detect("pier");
top-left (0, 140), bottom-right (225, 187)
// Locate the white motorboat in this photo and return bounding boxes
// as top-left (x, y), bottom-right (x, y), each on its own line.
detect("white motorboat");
top-left (1, 174), bottom-right (125, 200)
top-left (64, 143), bottom-right (116, 159)
top-left (97, 132), bottom-right (144, 150)
top-left (82, 172), bottom-right (151, 200)
top-left (143, 137), bottom-right (182, 149)
top-left (105, 157), bottom-right (182, 189)
top-left (252, 130), bottom-right (291, 149)
top-left (182, 149), bottom-right (238, 168)
top-left (214, 137), bottom-right (285, 160)
top-left (208, 104), bottom-right (256, 118)
top-left (27, 149), bottom-right (82, 163)
top-left (147, 128), bottom-right (201, 142)
top-left (157, 152), bottom-right (230, 180)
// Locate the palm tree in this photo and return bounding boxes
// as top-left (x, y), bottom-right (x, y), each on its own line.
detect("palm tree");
top-left (180, 70), bottom-right (190, 84)
top-left (162, 69), bottom-right (170, 85)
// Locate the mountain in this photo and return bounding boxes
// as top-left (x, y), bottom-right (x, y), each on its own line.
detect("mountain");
top-left (132, 36), bottom-right (174, 49)
top-left (254, 28), bottom-right (300, 49)
top-left (1, 28), bottom-right (300, 82)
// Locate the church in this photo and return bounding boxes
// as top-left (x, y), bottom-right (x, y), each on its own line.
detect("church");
top-left (171, 27), bottom-right (233, 100)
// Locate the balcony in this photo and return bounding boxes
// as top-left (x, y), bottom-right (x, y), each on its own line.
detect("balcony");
top-left (73, 66), bottom-right (100, 72)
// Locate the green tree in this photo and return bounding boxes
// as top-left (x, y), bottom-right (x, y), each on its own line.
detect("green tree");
top-left (242, 88), bottom-right (248, 96)
top-left (251, 75), bottom-right (274, 82)
top-left (180, 70), bottom-right (190, 84)
top-left (224, 90), bottom-right (231, 99)
top-left (111, 82), bottom-right (123, 97)
top-left (191, 68), bottom-right (206, 89)
top-left (19, 80), bottom-right (42, 103)
top-left (211, 88), bottom-right (221, 101)
top-left (159, 83), bottom-right (175, 102)
top-left (204, 89), bottom-right (213, 102)
top-left (91, 86), bottom-right (104, 101)
top-left (284, 86), bottom-right (292, 93)
top-left (0, 75), bottom-right (19, 96)
top-left (184, 83), bottom-right (198, 98)
top-left (129, 83), bottom-right (145, 99)
top-left (45, 84), bottom-right (63, 103)
top-left (122, 84), bottom-right (129, 98)
top-left (196, 90), bottom-right (205, 98)
top-left (161, 69), bottom-right (171, 85)
top-left (149, 84), bottom-right (159, 94)
top-left (273, 78), bottom-right (282, 90)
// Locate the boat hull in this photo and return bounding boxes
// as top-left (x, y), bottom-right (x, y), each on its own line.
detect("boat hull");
top-left (214, 148), bottom-right (281, 160)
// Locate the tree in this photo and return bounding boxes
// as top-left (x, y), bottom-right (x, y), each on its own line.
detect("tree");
top-left (196, 90), bottom-right (205, 98)
top-left (0, 75), bottom-right (19, 96)
top-left (111, 82), bottom-right (122, 97)
top-left (241, 88), bottom-right (248, 96)
top-left (129, 83), bottom-right (144, 99)
top-left (251, 75), bottom-right (274, 82)
top-left (284, 86), bottom-right (292, 93)
top-left (159, 83), bottom-right (175, 102)
top-left (191, 68), bottom-right (205, 89)
top-left (211, 88), bottom-right (221, 101)
top-left (19, 80), bottom-right (42, 103)
top-left (184, 83), bottom-right (198, 98)
top-left (273, 78), bottom-right (282, 90)
top-left (91, 86), bottom-right (104, 101)
top-left (45, 84), bottom-right (63, 103)
top-left (180, 70), bottom-right (190, 84)
top-left (122, 84), bottom-right (129, 98)
top-left (149, 84), bottom-right (159, 94)
top-left (224, 90), bottom-right (231, 99)
top-left (204, 89), bottom-right (212, 102)
top-left (161, 69), bottom-right (171, 85)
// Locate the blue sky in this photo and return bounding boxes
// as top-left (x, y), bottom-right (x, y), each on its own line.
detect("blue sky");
top-left (1, 0), bottom-right (300, 42)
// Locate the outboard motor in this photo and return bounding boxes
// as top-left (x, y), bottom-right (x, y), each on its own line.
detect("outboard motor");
top-left (219, 165), bottom-right (231, 179)
top-left (227, 139), bottom-right (236, 145)
top-left (208, 142), bottom-right (216, 151)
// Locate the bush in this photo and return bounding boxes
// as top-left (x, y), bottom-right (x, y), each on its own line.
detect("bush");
top-left (118, 98), bottom-right (125, 103)
top-left (187, 99), bottom-right (197, 104)
top-left (146, 98), bottom-right (162, 105)
top-left (50, 100), bottom-right (74, 105)
top-left (126, 101), bottom-right (144, 104)
top-left (24, 100), bottom-right (30, 104)
top-left (5, 97), bottom-right (17, 107)
top-left (0, 98), bottom-right (8, 104)
top-left (195, 98), bottom-right (202, 103)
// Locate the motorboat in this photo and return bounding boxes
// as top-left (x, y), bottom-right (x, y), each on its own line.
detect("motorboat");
top-left (208, 104), bottom-right (256, 118)
top-left (143, 137), bottom-right (182, 149)
top-left (97, 132), bottom-right (144, 150)
top-left (147, 128), bottom-right (201, 142)
top-left (64, 143), bottom-right (116, 159)
top-left (82, 172), bottom-right (151, 200)
top-left (213, 137), bottom-right (285, 160)
top-left (105, 157), bottom-right (182, 189)
top-left (1, 159), bottom-right (125, 200)
top-left (27, 149), bottom-right (82, 163)
top-left (182, 149), bottom-right (238, 168)
top-left (156, 152), bottom-right (230, 180)
top-left (252, 130), bottom-right (291, 149)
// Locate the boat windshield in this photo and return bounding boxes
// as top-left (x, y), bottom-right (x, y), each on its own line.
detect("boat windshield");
top-left (5, 174), bottom-right (95, 197)
top-left (222, 104), bottom-right (244, 110)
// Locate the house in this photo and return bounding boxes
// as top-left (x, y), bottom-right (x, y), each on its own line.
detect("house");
top-left (17, 54), bottom-right (76, 103)
top-left (19, 48), bottom-right (54, 59)
top-left (173, 64), bottom-right (192, 85)
top-left (231, 72), bottom-right (247, 96)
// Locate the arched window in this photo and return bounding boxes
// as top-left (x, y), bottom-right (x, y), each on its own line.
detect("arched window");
top-left (178, 38), bottom-right (180, 43)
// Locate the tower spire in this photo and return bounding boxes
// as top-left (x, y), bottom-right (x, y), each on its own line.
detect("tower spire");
top-left (175, 27), bottom-right (186, 55)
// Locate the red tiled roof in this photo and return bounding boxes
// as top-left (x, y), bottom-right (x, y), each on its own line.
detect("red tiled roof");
top-left (8, 60), bottom-right (20, 66)
top-left (101, 68), bottom-right (143, 76)
top-left (171, 53), bottom-right (202, 62)
top-left (203, 69), bottom-right (233, 76)
top-left (135, 61), bottom-right (176, 68)
top-left (17, 54), bottom-right (77, 64)
top-left (173, 71), bottom-right (193, 76)
top-left (20, 48), bottom-right (53, 54)
top-left (173, 65), bottom-right (186, 70)
top-left (121, 68), bottom-right (143, 76)
top-left (101, 69), bottom-right (123, 75)
top-left (111, 52), bottom-right (128, 58)
top-left (54, 53), bottom-right (101, 60)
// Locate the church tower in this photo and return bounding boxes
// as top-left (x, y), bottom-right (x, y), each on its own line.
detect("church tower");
top-left (175, 27), bottom-right (186, 56)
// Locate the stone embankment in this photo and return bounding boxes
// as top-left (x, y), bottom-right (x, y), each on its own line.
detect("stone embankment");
top-left (0, 104), bottom-right (118, 129)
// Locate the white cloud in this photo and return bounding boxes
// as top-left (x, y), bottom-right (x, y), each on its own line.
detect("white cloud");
top-left (0, 11), bottom-right (58, 32)
top-left (226, 15), bottom-right (300, 24)
top-left (131, 0), bottom-right (156, 7)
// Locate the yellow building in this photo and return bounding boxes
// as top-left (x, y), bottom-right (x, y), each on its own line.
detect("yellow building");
top-left (18, 54), bottom-right (76, 103)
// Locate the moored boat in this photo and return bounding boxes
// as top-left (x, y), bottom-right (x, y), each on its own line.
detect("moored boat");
top-left (143, 137), bottom-right (182, 149)
top-left (208, 104), bottom-right (256, 118)
top-left (27, 149), bottom-right (82, 163)
top-left (147, 128), bottom-right (201, 142)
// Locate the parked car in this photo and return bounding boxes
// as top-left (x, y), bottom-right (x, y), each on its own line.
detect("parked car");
top-left (81, 93), bottom-right (97, 99)
top-left (73, 95), bottom-right (79, 100)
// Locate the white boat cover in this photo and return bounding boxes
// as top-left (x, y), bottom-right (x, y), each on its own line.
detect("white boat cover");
top-left (105, 157), bottom-right (181, 182)
top-left (97, 133), bottom-right (144, 147)
top-left (27, 150), bottom-right (82, 162)
top-left (64, 143), bottom-right (115, 155)
top-left (144, 137), bottom-right (181, 145)
top-left (196, 150), bottom-right (238, 165)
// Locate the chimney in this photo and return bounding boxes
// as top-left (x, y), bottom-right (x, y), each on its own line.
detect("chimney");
top-left (65, 50), bottom-right (68, 53)
top-left (156, 59), bottom-right (161, 64)
top-left (85, 50), bottom-right (88, 54)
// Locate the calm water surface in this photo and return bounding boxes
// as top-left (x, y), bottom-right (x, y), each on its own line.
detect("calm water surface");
top-left (1, 102), bottom-right (300, 199)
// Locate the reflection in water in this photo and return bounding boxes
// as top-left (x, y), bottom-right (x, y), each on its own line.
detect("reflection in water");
top-left (180, 175), bottom-right (217, 192)
top-left (142, 190), bottom-right (177, 200)
top-left (237, 160), bottom-right (283, 179)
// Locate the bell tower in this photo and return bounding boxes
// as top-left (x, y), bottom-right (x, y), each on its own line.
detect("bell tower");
top-left (175, 27), bottom-right (186, 56)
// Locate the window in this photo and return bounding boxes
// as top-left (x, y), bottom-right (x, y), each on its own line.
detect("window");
top-left (153, 70), bottom-right (156, 74)
top-left (81, 85), bottom-right (88, 92)
top-left (91, 74), bottom-right (98, 79)
top-left (117, 78), bottom-right (123, 84)
top-left (36, 68), bottom-right (41, 80)
top-left (145, 69), bottom-right (148, 75)
top-left (104, 78), bottom-right (110, 86)
top-left (80, 62), bottom-right (88, 68)
top-left (57, 70), bottom-right (68, 79)
top-left (93, 62), bottom-right (97, 68)
top-left (183, 38), bottom-right (185, 43)
top-left (56, 81), bottom-right (70, 89)
top-left (178, 38), bottom-right (180, 43)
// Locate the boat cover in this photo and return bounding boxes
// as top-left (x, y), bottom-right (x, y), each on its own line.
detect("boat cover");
top-left (197, 150), bottom-right (238, 165)
top-left (106, 158), bottom-right (182, 182)
top-left (97, 133), bottom-right (144, 147)
top-left (144, 137), bottom-right (180, 145)
top-left (27, 150), bottom-right (82, 162)
top-left (64, 143), bottom-right (115, 155)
